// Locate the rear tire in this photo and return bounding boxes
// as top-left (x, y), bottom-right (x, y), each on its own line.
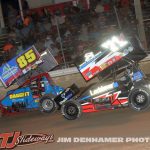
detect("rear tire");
top-left (61, 101), bottom-right (81, 120)
top-left (40, 95), bottom-right (56, 113)
top-left (128, 87), bottom-right (150, 111)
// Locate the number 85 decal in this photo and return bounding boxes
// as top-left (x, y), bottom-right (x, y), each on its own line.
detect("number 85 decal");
top-left (17, 49), bottom-right (37, 69)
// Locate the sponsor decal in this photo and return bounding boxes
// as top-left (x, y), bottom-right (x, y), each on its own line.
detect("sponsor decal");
top-left (9, 92), bottom-right (30, 99)
top-left (16, 49), bottom-right (37, 69)
top-left (84, 52), bottom-right (94, 62)
top-left (100, 63), bottom-right (108, 70)
top-left (90, 83), bottom-right (114, 96)
top-left (0, 131), bottom-right (54, 149)
top-left (35, 99), bottom-right (40, 103)
top-left (2, 65), bottom-right (18, 80)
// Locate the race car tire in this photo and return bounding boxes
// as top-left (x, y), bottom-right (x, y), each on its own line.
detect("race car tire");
top-left (128, 87), bottom-right (150, 111)
top-left (40, 95), bottom-right (57, 113)
top-left (61, 101), bottom-right (82, 120)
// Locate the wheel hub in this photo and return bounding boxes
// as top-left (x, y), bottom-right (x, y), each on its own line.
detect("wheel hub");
top-left (136, 94), bottom-right (145, 103)
top-left (42, 99), bottom-right (53, 111)
top-left (67, 106), bottom-right (76, 115)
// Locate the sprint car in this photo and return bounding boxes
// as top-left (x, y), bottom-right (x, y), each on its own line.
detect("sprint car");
top-left (0, 72), bottom-right (64, 117)
top-left (0, 47), bottom-right (64, 117)
top-left (60, 34), bottom-right (150, 120)
top-left (0, 46), bottom-right (80, 117)
top-left (61, 65), bottom-right (150, 120)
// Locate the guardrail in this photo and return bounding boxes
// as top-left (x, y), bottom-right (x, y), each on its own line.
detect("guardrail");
top-left (49, 67), bottom-right (78, 77)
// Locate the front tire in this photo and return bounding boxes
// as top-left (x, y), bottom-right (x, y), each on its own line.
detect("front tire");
top-left (61, 101), bottom-right (82, 120)
top-left (128, 87), bottom-right (150, 111)
top-left (40, 95), bottom-right (56, 113)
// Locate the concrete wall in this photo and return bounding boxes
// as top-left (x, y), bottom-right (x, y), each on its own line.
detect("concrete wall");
top-left (27, 0), bottom-right (54, 8)
top-left (54, 0), bottom-right (71, 4)
top-left (27, 0), bottom-right (71, 8)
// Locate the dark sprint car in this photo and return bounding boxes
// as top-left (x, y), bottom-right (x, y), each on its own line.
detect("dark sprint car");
top-left (60, 33), bottom-right (150, 120)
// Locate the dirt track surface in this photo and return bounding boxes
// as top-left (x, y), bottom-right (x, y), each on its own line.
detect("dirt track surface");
top-left (1, 108), bottom-right (150, 150)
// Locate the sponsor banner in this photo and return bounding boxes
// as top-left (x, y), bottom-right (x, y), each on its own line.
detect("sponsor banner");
top-left (0, 46), bottom-right (40, 88)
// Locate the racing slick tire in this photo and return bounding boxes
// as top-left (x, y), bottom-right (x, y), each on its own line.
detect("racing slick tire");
top-left (40, 95), bottom-right (57, 113)
top-left (61, 100), bottom-right (82, 120)
top-left (128, 87), bottom-right (150, 111)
